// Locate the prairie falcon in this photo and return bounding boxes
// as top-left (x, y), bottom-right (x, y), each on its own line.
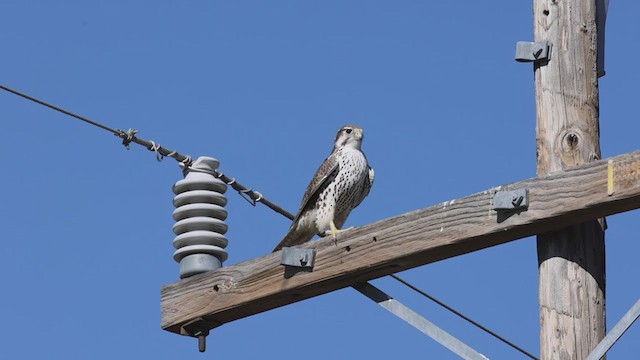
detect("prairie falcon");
top-left (273, 125), bottom-right (374, 251)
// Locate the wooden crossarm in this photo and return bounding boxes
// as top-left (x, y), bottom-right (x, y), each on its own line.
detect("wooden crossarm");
top-left (161, 150), bottom-right (640, 334)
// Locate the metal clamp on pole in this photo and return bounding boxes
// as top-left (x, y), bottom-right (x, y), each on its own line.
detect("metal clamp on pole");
top-left (280, 247), bottom-right (316, 269)
top-left (492, 188), bottom-right (529, 211)
top-left (515, 41), bottom-right (551, 63)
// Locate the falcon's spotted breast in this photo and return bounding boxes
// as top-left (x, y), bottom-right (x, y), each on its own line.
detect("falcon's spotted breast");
top-left (273, 125), bottom-right (374, 251)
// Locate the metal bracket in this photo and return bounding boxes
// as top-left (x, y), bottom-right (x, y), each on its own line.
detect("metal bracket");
top-left (515, 41), bottom-right (551, 62)
top-left (280, 247), bottom-right (316, 269)
top-left (492, 188), bottom-right (529, 211)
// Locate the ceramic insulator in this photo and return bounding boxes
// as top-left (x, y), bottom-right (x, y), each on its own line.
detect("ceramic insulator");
top-left (172, 157), bottom-right (229, 278)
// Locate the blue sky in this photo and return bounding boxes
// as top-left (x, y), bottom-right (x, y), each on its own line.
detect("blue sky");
top-left (1, 1), bottom-right (638, 359)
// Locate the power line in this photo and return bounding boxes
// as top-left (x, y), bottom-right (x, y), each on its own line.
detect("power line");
top-left (0, 84), bottom-right (193, 164)
top-left (0, 84), bottom-right (124, 135)
top-left (0, 84), bottom-right (293, 219)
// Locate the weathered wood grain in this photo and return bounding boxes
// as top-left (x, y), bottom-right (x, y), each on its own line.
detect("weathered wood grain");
top-left (161, 150), bottom-right (640, 334)
top-left (533, 0), bottom-right (606, 358)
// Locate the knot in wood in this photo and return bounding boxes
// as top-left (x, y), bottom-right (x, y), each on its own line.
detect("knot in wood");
top-left (565, 132), bottom-right (580, 150)
top-left (556, 129), bottom-right (597, 169)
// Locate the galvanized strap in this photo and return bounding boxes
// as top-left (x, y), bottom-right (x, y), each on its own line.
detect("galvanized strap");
top-left (585, 298), bottom-right (640, 360)
top-left (353, 282), bottom-right (489, 360)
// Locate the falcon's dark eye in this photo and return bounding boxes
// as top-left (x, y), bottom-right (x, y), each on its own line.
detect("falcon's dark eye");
top-left (345, 128), bottom-right (352, 134)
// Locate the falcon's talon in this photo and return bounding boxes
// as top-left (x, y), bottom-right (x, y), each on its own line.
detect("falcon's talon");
top-left (329, 220), bottom-right (341, 245)
top-left (272, 125), bottom-right (375, 252)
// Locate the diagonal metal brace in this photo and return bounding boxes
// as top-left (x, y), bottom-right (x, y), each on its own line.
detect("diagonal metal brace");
top-left (353, 282), bottom-right (489, 360)
top-left (586, 298), bottom-right (640, 360)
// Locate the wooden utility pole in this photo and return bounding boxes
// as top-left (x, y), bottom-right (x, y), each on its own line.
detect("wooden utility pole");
top-left (534, 0), bottom-right (606, 359)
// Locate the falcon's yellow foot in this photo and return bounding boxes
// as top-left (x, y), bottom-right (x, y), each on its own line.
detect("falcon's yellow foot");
top-left (322, 221), bottom-right (354, 245)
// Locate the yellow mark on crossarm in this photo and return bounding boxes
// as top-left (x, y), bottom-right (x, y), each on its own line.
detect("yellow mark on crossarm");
top-left (607, 160), bottom-right (614, 196)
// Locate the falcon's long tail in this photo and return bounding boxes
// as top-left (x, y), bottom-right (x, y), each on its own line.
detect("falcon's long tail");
top-left (273, 224), bottom-right (316, 252)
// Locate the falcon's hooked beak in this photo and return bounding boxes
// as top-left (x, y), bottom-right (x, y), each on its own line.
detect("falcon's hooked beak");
top-left (352, 127), bottom-right (364, 140)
